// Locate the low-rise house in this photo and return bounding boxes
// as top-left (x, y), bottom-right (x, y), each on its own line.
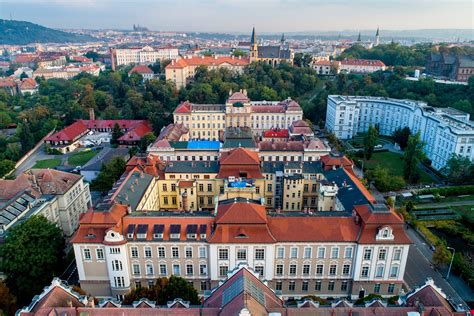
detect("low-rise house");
top-left (128, 65), bottom-right (154, 81)
top-left (44, 120), bottom-right (152, 153)
top-left (18, 78), bottom-right (39, 95)
top-left (339, 58), bottom-right (386, 73)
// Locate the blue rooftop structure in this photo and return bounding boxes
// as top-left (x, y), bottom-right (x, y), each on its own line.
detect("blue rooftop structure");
top-left (187, 140), bottom-right (221, 150)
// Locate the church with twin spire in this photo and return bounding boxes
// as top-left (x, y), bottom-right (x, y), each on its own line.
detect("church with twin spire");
top-left (249, 27), bottom-right (294, 66)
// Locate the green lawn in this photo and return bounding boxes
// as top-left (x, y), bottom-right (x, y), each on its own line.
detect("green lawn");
top-left (68, 150), bottom-right (99, 166)
top-left (32, 158), bottom-right (62, 169)
top-left (363, 151), bottom-right (433, 184)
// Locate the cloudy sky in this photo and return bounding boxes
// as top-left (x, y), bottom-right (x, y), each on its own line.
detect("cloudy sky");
top-left (1, 0), bottom-right (473, 32)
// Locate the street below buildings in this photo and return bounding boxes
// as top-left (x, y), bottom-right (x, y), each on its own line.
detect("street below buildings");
top-left (404, 225), bottom-right (474, 309)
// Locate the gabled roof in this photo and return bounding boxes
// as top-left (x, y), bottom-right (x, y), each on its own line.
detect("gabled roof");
top-left (45, 120), bottom-right (88, 142)
top-left (174, 101), bottom-right (192, 114)
top-left (129, 65), bottom-right (153, 74)
top-left (166, 56), bottom-right (249, 70)
top-left (227, 91), bottom-right (250, 103)
top-left (203, 266), bottom-right (284, 313)
top-left (216, 202), bottom-right (267, 224)
top-left (219, 148), bottom-right (260, 165)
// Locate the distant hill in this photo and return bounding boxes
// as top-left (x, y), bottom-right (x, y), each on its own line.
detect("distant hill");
top-left (0, 19), bottom-right (98, 45)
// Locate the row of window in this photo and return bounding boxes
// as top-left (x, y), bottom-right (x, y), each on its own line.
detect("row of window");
top-left (275, 280), bottom-right (395, 294)
top-left (276, 263), bottom-right (351, 277)
top-left (132, 262), bottom-right (208, 277)
top-left (131, 246), bottom-right (207, 259)
top-left (363, 248), bottom-right (402, 261)
top-left (276, 246), bottom-right (352, 260)
top-left (360, 265), bottom-right (400, 279)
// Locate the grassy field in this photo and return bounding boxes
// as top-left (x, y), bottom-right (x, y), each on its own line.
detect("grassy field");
top-left (32, 158), bottom-right (62, 169)
top-left (67, 150), bottom-right (99, 166)
top-left (363, 151), bottom-right (433, 184)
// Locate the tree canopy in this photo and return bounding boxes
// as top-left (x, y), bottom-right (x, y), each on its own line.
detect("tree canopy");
top-left (91, 156), bottom-right (127, 193)
top-left (403, 132), bottom-right (425, 183)
top-left (0, 216), bottom-right (65, 305)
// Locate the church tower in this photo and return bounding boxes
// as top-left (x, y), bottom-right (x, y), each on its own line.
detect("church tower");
top-left (250, 27), bottom-right (258, 62)
top-left (374, 27), bottom-right (380, 46)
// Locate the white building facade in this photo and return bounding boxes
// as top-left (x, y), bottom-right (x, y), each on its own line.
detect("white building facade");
top-left (326, 95), bottom-right (474, 169)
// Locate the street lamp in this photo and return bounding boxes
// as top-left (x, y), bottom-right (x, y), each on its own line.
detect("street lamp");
top-left (446, 247), bottom-right (455, 280)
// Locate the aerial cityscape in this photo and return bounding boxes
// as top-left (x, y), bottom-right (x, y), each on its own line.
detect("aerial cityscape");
top-left (0, 0), bottom-right (473, 315)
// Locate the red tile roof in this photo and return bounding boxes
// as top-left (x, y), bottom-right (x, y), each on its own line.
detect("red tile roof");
top-left (227, 91), bottom-right (250, 103)
top-left (19, 78), bottom-right (38, 90)
top-left (262, 129), bottom-right (289, 138)
top-left (129, 65), bottom-right (153, 74)
top-left (340, 58), bottom-right (386, 67)
top-left (313, 60), bottom-right (332, 66)
top-left (219, 148), bottom-right (260, 165)
top-left (166, 56), bottom-right (249, 69)
top-left (258, 141), bottom-right (304, 151)
top-left (251, 105), bottom-right (285, 113)
top-left (216, 202), bottom-right (267, 224)
top-left (268, 216), bottom-right (360, 242)
top-left (118, 121), bottom-right (152, 142)
top-left (218, 148), bottom-right (262, 178)
top-left (174, 101), bottom-right (192, 114)
top-left (45, 121), bottom-right (89, 142)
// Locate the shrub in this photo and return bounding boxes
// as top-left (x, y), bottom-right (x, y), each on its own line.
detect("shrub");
top-left (354, 293), bottom-right (383, 305)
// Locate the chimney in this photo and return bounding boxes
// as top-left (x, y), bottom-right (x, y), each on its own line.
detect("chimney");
top-left (67, 299), bottom-right (73, 307)
top-left (243, 89), bottom-right (247, 96)
top-left (127, 204), bottom-right (132, 213)
top-left (130, 185), bottom-right (134, 192)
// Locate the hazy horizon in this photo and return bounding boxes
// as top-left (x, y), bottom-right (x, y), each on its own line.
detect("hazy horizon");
top-left (1, 0), bottom-right (473, 33)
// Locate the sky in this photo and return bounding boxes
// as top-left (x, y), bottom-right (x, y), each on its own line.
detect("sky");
top-left (0, 0), bottom-right (473, 33)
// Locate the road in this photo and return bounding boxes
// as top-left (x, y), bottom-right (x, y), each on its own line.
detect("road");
top-left (14, 144), bottom-right (50, 176)
top-left (404, 225), bottom-right (473, 309)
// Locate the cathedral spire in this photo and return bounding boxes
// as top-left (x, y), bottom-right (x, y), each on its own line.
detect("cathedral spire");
top-left (376, 27), bottom-right (379, 36)
top-left (251, 27), bottom-right (257, 45)
top-left (357, 32), bottom-right (361, 42)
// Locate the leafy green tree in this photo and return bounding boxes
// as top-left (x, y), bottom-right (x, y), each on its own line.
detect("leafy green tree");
top-left (159, 276), bottom-right (200, 305)
top-left (403, 132), bottom-right (424, 183)
top-left (0, 160), bottom-right (15, 177)
top-left (18, 122), bottom-right (35, 154)
top-left (4, 143), bottom-right (21, 161)
top-left (442, 154), bottom-right (474, 184)
top-left (432, 240), bottom-right (451, 268)
top-left (392, 127), bottom-right (411, 150)
top-left (363, 125), bottom-right (378, 160)
top-left (122, 276), bottom-right (200, 305)
top-left (111, 123), bottom-right (124, 145)
top-left (139, 132), bottom-right (156, 152)
top-left (0, 112), bottom-right (12, 129)
top-left (19, 72), bottom-right (28, 80)
top-left (91, 156), bottom-right (126, 193)
top-left (0, 216), bottom-right (65, 305)
top-left (232, 49), bottom-right (247, 57)
top-left (371, 166), bottom-right (405, 192)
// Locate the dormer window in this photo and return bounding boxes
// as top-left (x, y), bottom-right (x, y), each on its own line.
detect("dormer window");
top-left (126, 224), bottom-right (135, 239)
top-left (199, 224), bottom-right (207, 239)
top-left (153, 224), bottom-right (164, 240)
top-left (136, 224), bottom-right (148, 240)
top-left (376, 226), bottom-right (394, 240)
top-left (170, 224), bottom-right (181, 240)
top-left (186, 224), bottom-right (198, 240)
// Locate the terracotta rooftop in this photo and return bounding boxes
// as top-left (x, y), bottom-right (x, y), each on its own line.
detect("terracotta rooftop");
top-left (128, 65), bottom-right (153, 74)
top-left (341, 58), bottom-right (386, 67)
top-left (166, 56), bottom-right (249, 70)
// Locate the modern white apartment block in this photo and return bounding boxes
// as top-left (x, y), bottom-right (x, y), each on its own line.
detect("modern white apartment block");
top-left (325, 95), bottom-right (474, 169)
top-left (111, 46), bottom-right (180, 70)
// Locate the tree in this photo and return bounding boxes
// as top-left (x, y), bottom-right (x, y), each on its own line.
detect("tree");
top-left (0, 281), bottom-right (16, 316)
top-left (403, 132), bottom-right (424, 183)
top-left (122, 276), bottom-right (200, 305)
top-left (20, 71), bottom-right (28, 80)
top-left (91, 156), bottom-right (126, 193)
top-left (432, 240), bottom-right (451, 268)
top-left (139, 132), bottom-right (156, 152)
top-left (111, 123), bottom-right (124, 145)
top-left (18, 122), bottom-right (35, 154)
top-left (0, 160), bottom-right (15, 177)
top-left (363, 125), bottom-right (378, 160)
top-left (442, 154), bottom-right (474, 184)
top-left (0, 111), bottom-right (12, 128)
top-left (371, 166), bottom-right (405, 192)
top-left (232, 49), bottom-right (247, 57)
top-left (392, 127), bottom-right (411, 150)
top-left (0, 216), bottom-right (65, 305)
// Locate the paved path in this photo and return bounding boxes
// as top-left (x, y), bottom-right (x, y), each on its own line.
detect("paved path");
top-left (404, 225), bottom-right (473, 309)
